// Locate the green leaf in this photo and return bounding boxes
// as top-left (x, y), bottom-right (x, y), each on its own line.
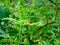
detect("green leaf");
top-left (24, 38), bottom-right (30, 45)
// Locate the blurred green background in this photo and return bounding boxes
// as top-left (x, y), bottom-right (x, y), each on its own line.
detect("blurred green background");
top-left (0, 0), bottom-right (60, 45)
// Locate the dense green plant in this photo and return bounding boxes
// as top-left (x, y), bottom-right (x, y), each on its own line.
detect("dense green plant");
top-left (0, 0), bottom-right (60, 45)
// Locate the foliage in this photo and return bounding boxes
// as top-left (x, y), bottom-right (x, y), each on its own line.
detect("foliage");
top-left (0, 0), bottom-right (60, 45)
